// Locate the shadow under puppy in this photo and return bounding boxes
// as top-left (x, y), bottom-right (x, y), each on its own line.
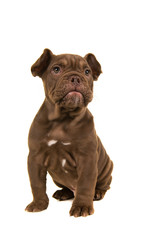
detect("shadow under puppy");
top-left (25, 49), bottom-right (113, 217)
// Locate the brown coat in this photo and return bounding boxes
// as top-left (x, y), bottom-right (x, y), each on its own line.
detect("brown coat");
top-left (25, 49), bottom-right (113, 217)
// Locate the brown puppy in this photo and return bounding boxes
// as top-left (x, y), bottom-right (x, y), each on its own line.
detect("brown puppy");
top-left (25, 49), bottom-right (113, 217)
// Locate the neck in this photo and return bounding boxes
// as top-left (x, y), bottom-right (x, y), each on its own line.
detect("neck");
top-left (45, 98), bottom-right (87, 121)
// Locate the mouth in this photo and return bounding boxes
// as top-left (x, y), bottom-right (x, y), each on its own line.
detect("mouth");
top-left (53, 84), bottom-right (93, 109)
top-left (64, 90), bottom-right (84, 102)
top-left (64, 90), bottom-right (83, 99)
top-left (62, 90), bottom-right (84, 107)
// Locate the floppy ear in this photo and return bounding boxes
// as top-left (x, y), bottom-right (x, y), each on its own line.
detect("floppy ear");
top-left (31, 49), bottom-right (53, 77)
top-left (84, 53), bottom-right (102, 81)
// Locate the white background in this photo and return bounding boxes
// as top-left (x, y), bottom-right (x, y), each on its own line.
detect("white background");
top-left (0, 0), bottom-right (160, 239)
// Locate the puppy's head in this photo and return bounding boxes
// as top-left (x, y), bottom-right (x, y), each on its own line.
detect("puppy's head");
top-left (31, 49), bottom-right (102, 110)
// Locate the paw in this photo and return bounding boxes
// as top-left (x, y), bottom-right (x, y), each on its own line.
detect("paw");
top-left (25, 199), bottom-right (48, 212)
top-left (52, 188), bottom-right (74, 201)
top-left (69, 204), bottom-right (94, 217)
top-left (93, 189), bottom-right (106, 201)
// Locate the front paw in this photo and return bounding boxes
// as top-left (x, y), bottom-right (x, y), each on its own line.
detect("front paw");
top-left (69, 203), bottom-right (94, 217)
top-left (25, 199), bottom-right (48, 212)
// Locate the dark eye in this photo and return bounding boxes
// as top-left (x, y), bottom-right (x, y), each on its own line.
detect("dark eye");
top-left (53, 66), bottom-right (60, 73)
top-left (85, 69), bottom-right (90, 75)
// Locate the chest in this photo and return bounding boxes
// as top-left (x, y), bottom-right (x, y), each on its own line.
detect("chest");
top-left (38, 121), bottom-right (78, 169)
top-left (29, 115), bottom-right (96, 169)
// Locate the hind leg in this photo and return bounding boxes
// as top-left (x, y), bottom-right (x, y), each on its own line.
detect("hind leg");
top-left (53, 188), bottom-right (74, 201)
top-left (94, 176), bottom-right (112, 201)
top-left (94, 189), bottom-right (107, 201)
top-left (52, 181), bottom-right (74, 201)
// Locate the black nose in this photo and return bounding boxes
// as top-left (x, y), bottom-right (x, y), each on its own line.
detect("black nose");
top-left (70, 76), bottom-right (81, 85)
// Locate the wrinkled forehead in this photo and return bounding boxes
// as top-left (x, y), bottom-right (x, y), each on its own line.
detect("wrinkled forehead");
top-left (52, 54), bottom-right (89, 70)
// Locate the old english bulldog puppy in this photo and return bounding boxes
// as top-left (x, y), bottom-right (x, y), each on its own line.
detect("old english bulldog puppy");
top-left (25, 49), bottom-right (113, 217)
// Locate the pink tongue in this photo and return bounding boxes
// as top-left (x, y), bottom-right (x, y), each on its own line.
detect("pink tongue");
top-left (66, 91), bottom-right (83, 104)
top-left (67, 91), bottom-right (82, 97)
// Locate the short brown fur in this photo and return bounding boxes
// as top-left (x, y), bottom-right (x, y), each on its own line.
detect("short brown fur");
top-left (25, 49), bottom-right (113, 217)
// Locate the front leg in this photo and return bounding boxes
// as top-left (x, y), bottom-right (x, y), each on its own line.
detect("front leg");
top-left (70, 153), bottom-right (98, 217)
top-left (25, 152), bottom-right (49, 212)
